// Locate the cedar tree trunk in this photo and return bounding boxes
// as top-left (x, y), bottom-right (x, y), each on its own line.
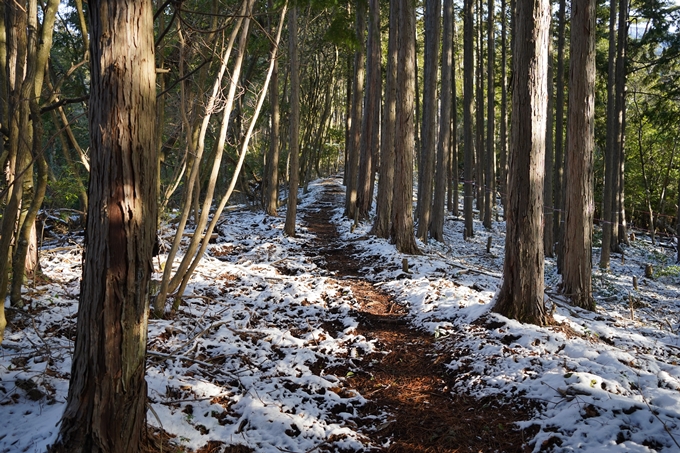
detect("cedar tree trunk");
top-left (493, 0), bottom-right (550, 325)
top-left (50, 0), bottom-right (157, 451)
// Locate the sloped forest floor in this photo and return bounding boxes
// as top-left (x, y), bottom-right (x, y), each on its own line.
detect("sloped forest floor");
top-left (2, 177), bottom-right (680, 452)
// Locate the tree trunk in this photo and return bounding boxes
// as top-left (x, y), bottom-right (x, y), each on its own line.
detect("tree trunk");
top-left (464, 0), bottom-right (475, 238)
top-left (155, 0), bottom-right (166, 219)
top-left (450, 16), bottom-right (460, 217)
top-left (417, 0), bottom-right (440, 241)
top-left (493, 0), bottom-right (550, 325)
top-left (263, 0), bottom-right (282, 216)
top-left (0, 0), bottom-right (29, 316)
top-left (0, 0), bottom-right (58, 315)
top-left (562, 0), bottom-right (595, 311)
top-left (357, 0), bottom-right (381, 220)
top-left (344, 4), bottom-right (366, 220)
top-left (600, 0), bottom-right (618, 268)
top-left (3, 0), bottom-right (32, 308)
top-left (391, 0), bottom-right (420, 255)
top-left (483, 0), bottom-right (495, 229)
top-left (343, 55), bottom-right (351, 186)
top-left (49, 0), bottom-right (157, 450)
top-left (284, 6), bottom-right (300, 236)
top-left (0, 4), bottom-right (6, 129)
top-left (372, 0), bottom-right (398, 239)
top-left (544, 38), bottom-right (554, 257)
top-left (553, 0), bottom-right (567, 270)
top-left (431, 0), bottom-right (453, 242)
top-left (9, 0), bottom-right (58, 306)
top-left (614, 0), bottom-right (628, 247)
top-left (475, 0), bottom-right (485, 217)
top-left (617, 109), bottom-right (628, 245)
top-left (499, 0), bottom-right (508, 219)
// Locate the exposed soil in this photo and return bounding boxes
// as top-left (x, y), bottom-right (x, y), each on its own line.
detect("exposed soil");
top-left (302, 182), bottom-right (534, 453)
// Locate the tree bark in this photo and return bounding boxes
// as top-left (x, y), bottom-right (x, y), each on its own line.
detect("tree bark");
top-left (614, 0), bottom-right (628, 247)
top-left (9, 0), bottom-right (59, 306)
top-left (343, 55), bottom-right (351, 186)
top-left (0, 3), bottom-right (6, 129)
top-left (357, 0), bottom-right (381, 220)
top-left (475, 0), bottom-right (485, 217)
top-left (562, 0), bottom-right (596, 311)
top-left (553, 0), bottom-right (567, 270)
top-left (263, 0), bottom-right (282, 216)
top-left (344, 4), bottom-right (366, 221)
top-left (600, 0), bottom-right (618, 268)
top-left (0, 0), bottom-right (28, 315)
top-left (371, 0), bottom-right (398, 239)
top-left (483, 0), bottom-right (495, 229)
top-left (391, 0), bottom-right (420, 255)
top-left (464, 0), bottom-right (475, 238)
top-left (493, 0), bottom-right (550, 325)
top-left (450, 16), bottom-right (460, 217)
top-left (0, 0), bottom-right (58, 314)
top-left (544, 37), bottom-right (554, 257)
top-left (49, 0), bottom-right (157, 450)
top-left (284, 6), bottom-right (300, 236)
top-left (431, 0), bottom-right (453, 242)
top-left (417, 0), bottom-right (440, 241)
top-left (499, 0), bottom-right (509, 219)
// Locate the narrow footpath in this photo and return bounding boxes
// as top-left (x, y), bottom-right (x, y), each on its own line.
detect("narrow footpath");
top-left (301, 181), bottom-right (531, 453)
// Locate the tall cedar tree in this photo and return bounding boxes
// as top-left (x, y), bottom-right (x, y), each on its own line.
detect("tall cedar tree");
top-left (284, 6), bottom-right (300, 236)
top-left (499, 0), bottom-right (509, 219)
top-left (263, 0), bottom-right (281, 216)
top-left (391, 0), bottom-right (420, 255)
top-left (600, 0), bottom-right (618, 268)
top-left (463, 0), bottom-right (475, 238)
top-left (417, 0), bottom-right (440, 241)
top-left (493, 0), bottom-right (550, 324)
top-left (431, 0), bottom-right (454, 242)
top-left (371, 0), bottom-right (398, 238)
top-left (544, 39), bottom-right (554, 257)
top-left (49, 0), bottom-right (157, 450)
top-left (450, 15), bottom-right (460, 217)
top-left (554, 0), bottom-right (567, 271)
top-left (475, 0), bottom-right (485, 216)
top-left (614, 0), bottom-right (628, 247)
top-left (562, 0), bottom-right (595, 310)
top-left (483, 0), bottom-right (495, 229)
top-left (344, 5), bottom-right (365, 220)
top-left (357, 0), bottom-right (381, 220)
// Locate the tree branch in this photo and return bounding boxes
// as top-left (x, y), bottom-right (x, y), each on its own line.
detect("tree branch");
top-left (40, 95), bottom-right (88, 114)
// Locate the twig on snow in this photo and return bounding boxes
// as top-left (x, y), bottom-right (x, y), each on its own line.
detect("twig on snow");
top-left (432, 251), bottom-right (502, 279)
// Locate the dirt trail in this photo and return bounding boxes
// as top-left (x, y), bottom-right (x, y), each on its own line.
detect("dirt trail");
top-left (302, 181), bottom-right (532, 453)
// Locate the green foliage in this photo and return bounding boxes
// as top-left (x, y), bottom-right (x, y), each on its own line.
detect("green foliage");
top-left (324, 12), bottom-right (358, 50)
top-left (44, 168), bottom-right (85, 210)
top-left (655, 264), bottom-right (680, 278)
top-left (648, 248), bottom-right (670, 266)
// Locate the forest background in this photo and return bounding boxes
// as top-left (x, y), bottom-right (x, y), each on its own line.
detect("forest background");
top-left (1, 0), bottom-right (680, 450)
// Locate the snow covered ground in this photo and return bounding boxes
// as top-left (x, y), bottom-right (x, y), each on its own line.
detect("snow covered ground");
top-left (1, 177), bottom-right (680, 452)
